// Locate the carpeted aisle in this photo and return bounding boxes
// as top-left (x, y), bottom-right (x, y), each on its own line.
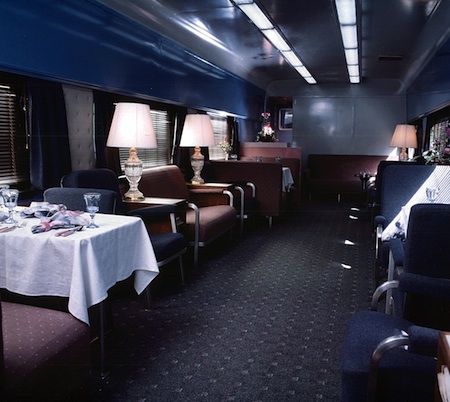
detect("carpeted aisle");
top-left (84, 201), bottom-right (375, 402)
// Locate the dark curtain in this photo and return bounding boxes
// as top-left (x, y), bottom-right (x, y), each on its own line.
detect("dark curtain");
top-left (93, 91), bottom-right (120, 174)
top-left (172, 108), bottom-right (191, 177)
top-left (230, 116), bottom-right (240, 157)
top-left (28, 79), bottom-right (71, 190)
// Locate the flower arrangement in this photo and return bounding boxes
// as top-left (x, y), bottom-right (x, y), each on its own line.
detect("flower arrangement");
top-left (219, 140), bottom-right (232, 154)
top-left (257, 112), bottom-right (277, 142)
top-left (422, 147), bottom-right (441, 164)
top-left (422, 124), bottom-right (450, 165)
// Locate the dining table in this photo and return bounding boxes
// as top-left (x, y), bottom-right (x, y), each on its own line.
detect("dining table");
top-left (0, 209), bottom-right (159, 376)
top-left (381, 165), bottom-right (450, 242)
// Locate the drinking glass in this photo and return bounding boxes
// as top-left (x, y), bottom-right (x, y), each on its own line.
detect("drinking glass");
top-left (426, 187), bottom-right (438, 202)
top-left (84, 192), bottom-right (101, 228)
top-left (0, 185), bottom-right (9, 211)
top-left (2, 188), bottom-right (19, 224)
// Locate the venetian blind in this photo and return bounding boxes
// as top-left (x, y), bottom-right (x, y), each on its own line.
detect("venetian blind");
top-left (0, 82), bottom-right (28, 187)
top-left (208, 114), bottom-right (229, 160)
top-left (118, 109), bottom-right (171, 170)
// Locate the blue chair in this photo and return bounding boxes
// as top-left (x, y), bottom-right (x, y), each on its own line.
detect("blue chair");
top-left (342, 313), bottom-right (439, 402)
top-left (128, 204), bottom-right (187, 306)
top-left (43, 187), bottom-right (117, 214)
top-left (373, 164), bottom-right (435, 284)
top-left (342, 203), bottom-right (450, 401)
top-left (387, 203), bottom-right (450, 326)
top-left (60, 168), bottom-right (125, 213)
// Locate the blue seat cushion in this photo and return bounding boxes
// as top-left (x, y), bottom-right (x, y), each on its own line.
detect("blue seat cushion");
top-left (149, 232), bottom-right (186, 263)
top-left (341, 311), bottom-right (436, 402)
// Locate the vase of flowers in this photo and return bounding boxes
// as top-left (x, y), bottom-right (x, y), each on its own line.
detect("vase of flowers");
top-left (257, 112), bottom-right (277, 142)
top-left (219, 140), bottom-right (232, 160)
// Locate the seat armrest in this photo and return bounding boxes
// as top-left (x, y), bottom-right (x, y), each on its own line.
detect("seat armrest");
top-left (186, 202), bottom-right (200, 267)
top-left (374, 215), bottom-right (386, 227)
top-left (398, 273), bottom-right (450, 302)
top-left (188, 188), bottom-right (234, 207)
top-left (407, 325), bottom-right (439, 357)
top-left (128, 204), bottom-right (176, 217)
top-left (246, 182), bottom-right (256, 197)
top-left (371, 280), bottom-right (399, 310)
top-left (128, 204), bottom-right (178, 233)
top-left (229, 181), bottom-right (257, 198)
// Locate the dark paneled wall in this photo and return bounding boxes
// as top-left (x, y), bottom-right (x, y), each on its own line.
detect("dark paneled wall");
top-left (407, 39), bottom-right (450, 120)
top-left (267, 79), bottom-right (406, 167)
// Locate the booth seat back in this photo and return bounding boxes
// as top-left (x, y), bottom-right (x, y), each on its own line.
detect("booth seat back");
top-left (305, 154), bottom-right (387, 198)
top-left (307, 154), bottom-right (386, 180)
top-left (133, 164), bottom-right (236, 267)
top-left (373, 160), bottom-right (420, 206)
top-left (210, 160), bottom-right (283, 217)
top-left (0, 293), bottom-right (90, 400)
top-left (137, 165), bottom-right (190, 200)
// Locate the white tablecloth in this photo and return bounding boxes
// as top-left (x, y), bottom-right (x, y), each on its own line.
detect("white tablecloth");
top-left (382, 165), bottom-right (450, 241)
top-left (282, 167), bottom-right (294, 192)
top-left (0, 212), bottom-right (159, 324)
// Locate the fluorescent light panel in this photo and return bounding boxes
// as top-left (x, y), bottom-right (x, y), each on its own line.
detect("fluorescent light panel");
top-left (237, 2), bottom-right (273, 30)
top-left (232, 0), bottom-right (316, 84)
top-left (262, 29), bottom-right (291, 52)
top-left (335, 0), bottom-right (360, 83)
top-left (344, 48), bottom-right (358, 65)
top-left (340, 25), bottom-right (357, 49)
top-left (335, 0), bottom-right (356, 24)
top-left (282, 50), bottom-right (302, 66)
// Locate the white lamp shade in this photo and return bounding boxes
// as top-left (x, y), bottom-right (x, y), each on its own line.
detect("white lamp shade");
top-left (390, 124), bottom-right (418, 148)
top-left (180, 114), bottom-right (216, 147)
top-left (106, 102), bottom-right (157, 148)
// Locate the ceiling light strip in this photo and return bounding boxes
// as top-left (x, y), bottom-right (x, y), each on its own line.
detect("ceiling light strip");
top-left (232, 0), bottom-right (316, 84)
top-left (335, 0), bottom-right (360, 83)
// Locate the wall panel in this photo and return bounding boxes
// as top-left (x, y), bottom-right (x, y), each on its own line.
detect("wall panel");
top-left (0, 0), bottom-right (263, 117)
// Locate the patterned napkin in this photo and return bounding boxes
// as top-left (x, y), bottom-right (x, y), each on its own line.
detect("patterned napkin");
top-left (21, 202), bottom-right (61, 219)
top-left (31, 209), bottom-right (88, 234)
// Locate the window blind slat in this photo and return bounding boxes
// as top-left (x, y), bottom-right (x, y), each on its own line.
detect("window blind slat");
top-left (0, 79), bottom-right (28, 187)
top-left (118, 109), bottom-right (171, 170)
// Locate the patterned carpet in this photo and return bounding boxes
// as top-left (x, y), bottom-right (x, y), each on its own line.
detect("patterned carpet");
top-left (82, 200), bottom-right (376, 402)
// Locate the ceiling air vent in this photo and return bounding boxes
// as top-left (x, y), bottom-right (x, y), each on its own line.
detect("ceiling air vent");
top-left (378, 55), bottom-right (404, 61)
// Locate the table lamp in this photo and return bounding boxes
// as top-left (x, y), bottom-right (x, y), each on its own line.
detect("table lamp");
top-left (390, 124), bottom-right (417, 161)
top-left (180, 114), bottom-right (216, 184)
top-left (106, 102), bottom-right (157, 200)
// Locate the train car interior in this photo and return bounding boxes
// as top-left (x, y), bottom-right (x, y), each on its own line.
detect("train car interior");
top-left (1, 1), bottom-right (450, 401)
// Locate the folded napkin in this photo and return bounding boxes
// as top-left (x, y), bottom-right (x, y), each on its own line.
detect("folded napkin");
top-left (0, 211), bottom-right (8, 223)
top-left (21, 202), bottom-right (62, 219)
top-left (31, 210), bottom-right (88, 234)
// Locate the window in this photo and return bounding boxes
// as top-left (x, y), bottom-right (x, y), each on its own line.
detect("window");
top-left (429, 117), bottom-right (449, 152)
top-left (118, 108), bottom-right (172, 170)
top-left (208, 114), bottom-right (229, 160)
top-left (0, 78), bottom-right (28, 188)
top-left (279, 108), bottom-right (293, 130)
